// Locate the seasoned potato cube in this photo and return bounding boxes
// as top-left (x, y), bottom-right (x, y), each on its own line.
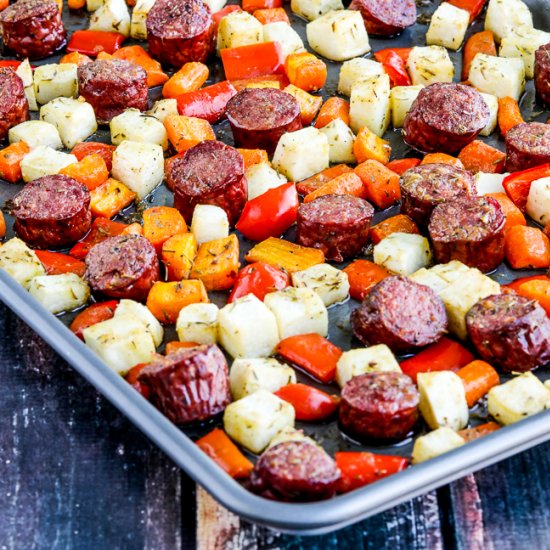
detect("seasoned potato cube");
top-left (272, 127), bottom-right (329, 181)
top-left (306, 10), bottom-right (370, 62)
top-left (291, 0), bottom-right (343, 21)
top-left (21, 146), bottom-right (77, 182)
top-left (412, 427), bottom-right (465, 464)
top-left (110, 109), bottom-right (168, 149)
top-left (407, 46), bottom-right (454, 86)
top-left (218, 294), bottom-right (280, 358)
top-left (114, 299), bottom-right (164, 346)
top-left (349, 73), bottom-right (391, 136)
top-left (474, 172), bottom-right (507, 195)
top-left (111, 140), bottom-right (164, 198)
top-left (291, 263), bottom-right (349, 307)
top-left (484, 0), bottom-right (533, 43)
top-left (336, 345), bottom-right (401, 387)
top-left (262, 22), bottom-right (305, 60)
top-left (526, 177), bottom-right (550, 226)
top-left (246, 162), bottom-right (287, 200)
top-left (429, 260), bottom-right (470, 284)
top-left (9, 120), bottom-right (62, 150)
top-left (146, 98), bottom-right (179, 123)
top-left (390, 85), bottom-right (423, 128)
top-left (204, 0), bottom-right (226, 12)
top-left (190, 204), bottom-right (229, 244)
top-left (267, 426), bottom-right (317, 448)
top-left (15, 58), bottom-right (33, 87)
top-left (500, 26), bottom-right (550, 79)
top-left (223, 390), bottom-right (295, 453)
top-left (33, 63), bottom-right (78, 105)
top-left (28, 273), bottom-right (90, 314)
top-left (338, 57), bottom-right (384, 96)
top-left (479, 93), bottom-right (499, 136)
top-left (40, 98), bottom-right (97, 149)
top-left (89, 0), bottom-right (130, 36)
top-left (319, 119), bottom-right (356, 163)
top-left (488, 373), bottom-right (550, 425)
top-left (217, 11), bottom-right (263, 51)
top-left (426, 2), bottom-right (469, 51)
top-left (229, 358), bottom-right (296, 400)
top-left (130, 0), bottom-right (156, 39)
top-left (24, 85), bottom-right (39, 112)
top-left (264, 287), bottom-right (328, 339)
top-left (373, 233), bottom-right (432, 276)
top-left (176, 302), bottom-right (219, 345)
top-left (468, 54), bottom-right (525, 100)
top-left (0, 238), bottom-right (46, 289)
top-left (409, 268), bottom-right (449, 294)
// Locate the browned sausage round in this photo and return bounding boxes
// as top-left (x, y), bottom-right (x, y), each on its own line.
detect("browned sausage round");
top-left (296, 194), bottom-right (374, 262)
top-left (146, 0), bottom-right (214, 68)
top-left (169, 140), bottom-right (247, 226)
top-left (504, 122), bottom-right (550, 172)
top-left (351, 276), bottom-right (448, 352)
top-left (400, 163), bottom-right (477, 227)
top-left (225, 88), bottom-right (302, 155)
top-left (248, 440), bottom-right (341, 502)
top-left (0, 67), bottom-right (29, 141)
top-left (466, 293), bottom-right (550, 373)
top-left (339, 372), bottom-right (419, 441)
top-left (85, 234), bottom-right (160, 301)
top-left (11, 175), bottom-right (92, 249)
top-left (428, 196), bottom-right (505, 273)
top-left (403, 83), bottom-right (489, 154)
top-left (349, 0), bottom-right (416, 36)
top-left (0, 0), bottom-right (66, 60)
top-left (78, 59), bottom-right (149, 124)
top-left (535, 43), bottom-right (550, 106)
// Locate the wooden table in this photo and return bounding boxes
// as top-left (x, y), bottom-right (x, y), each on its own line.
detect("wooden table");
top-left (2, 302), bottom-right (550, 550)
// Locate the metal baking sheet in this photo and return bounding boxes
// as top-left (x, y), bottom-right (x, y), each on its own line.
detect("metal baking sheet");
top-left (1, 0), bottom-right (549, 535)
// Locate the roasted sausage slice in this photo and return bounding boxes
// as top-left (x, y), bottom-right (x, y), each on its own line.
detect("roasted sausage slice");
top-left (535, 43), bottom-right (550, 107)
top-left (504, 122), bottom-right (550, 172)
top-left (0, 67), bottom-right (29, 141)
top-left (349, 0), bottom-right (416, 36)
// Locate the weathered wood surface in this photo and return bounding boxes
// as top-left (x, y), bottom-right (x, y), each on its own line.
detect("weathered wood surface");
top-left (1, 302), bottom-right (550, 550)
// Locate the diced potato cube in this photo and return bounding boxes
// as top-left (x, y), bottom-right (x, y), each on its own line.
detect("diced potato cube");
top-left (272, 127), bottom-right (329, 181)
top-left (337, 58), bottom-right (383, 96)
top-left (146, 98), bottom-right (179, 123)
top-left (246, 162), bottom-right (287, 200)
top-left (409, 268), bottom-right (449, 294)
top-left (9, 120), bottom-right (62, 150)
top-left (407, 46), bottom-right (454, 86)
top-left (190, 204), bottom-right (229, 244)
top-left (264, 287), bottom-right (328, 339)
top-left (15, 58), bottom-right (33, 87)
top-left (130, 0), bottom-right (156, 40)
top-left (33, 63), bottom-right (78, 105)
top-left (217, 11), bottom-right (263, 51)
top-left (474, 172), bottom-right (507, 195)
top-left (114, 299), bottom-right (164, 346)
top-left (526, 177), bottom-right (550, 226)
top-left (110, 109), bottom-right (168, 149)
top-left (40, 98), bottom-right (97, 149)
top-left (488, 373), bottom-right (550, 425)
top-left (426, 2), bottom-right (469, 51)
top-left (218, 294), bottom-right (280, 358)
top-left (500, 26), bottom-right (550, 79)
top-left (336, 345), bottom-right (401, 387)
top-left (484, 0), bottom-right (533, 43)
top-left (373, 232), bottom-right (432, 276)
top-left (0, 238), bottom-right (46, 289)
top-left (291, 263), bottom-right (349, 307)
top-left (28, 273), bottom-right (90, 314)
top-left (20, 146), bottom-right (77, 182)
top-left (306, 10), bottom-right (370, 62)
top-left (349, 73), bottom-right (391, 136)
top-left (468, 54), bottom-right (525, 101)
top-left (111, 140), bottom-right (164, 198)
top-left (479, 93), bottom-right (499, 136)
top-left (319, 119), bottom-right (355, 163)
top-left (24, 85), bottom-right (39, 112)
top-left (176, 302), bottom-right (219, 345)
top-left (87, 0), bottom-right (104, 11)
top-left (390, 85), bottom-right (423, 128)
top-left (262, 22), bottom-right (305, 60)
top-left (291, 0), bottom-right (343, 21)
top-left (89, 0), bottom-right (130, 36)
top-left (267, 426), bottom-right (318, 448)
top-left (429, 260), bottom-right (470, 284)
top-left (229, 358), bottom-right (296, 400)
top-left (223, 389), bottom-right (295, 453)
top-left (412, 427), bottom-right (465, 464)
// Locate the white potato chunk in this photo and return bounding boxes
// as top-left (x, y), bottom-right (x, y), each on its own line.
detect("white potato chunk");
top-left (204, 0), bottom-right (226, 12)
top-left (114, 299), bottom-right (164, 346)
top-left (190, 204), bottom-right (229, 244)
top-left (429, 260), bottom-right (470, 284)
top-left (40, 98), bottom-right (98, 149)
top-left (264, 287), bottom-right (328, 339)
top-left (229, 358), bottom-right (296, 400)
top-left (15, 58), bottom-right (33, 87)
top-left (292, 263), bottom-right (349, 307)
top-left (0, 238), bottom-right (46, 289)
top-left (223, 390), bottom-right (295, 453)
top-left (245, 162), bottom-right (287, 200)
top-left (349, 73), bottom-right (390, 135)
top-left (9, 120), bottom-right (62, 150)
top-left (267, 426), bottom-right (318, 448)
top-left (426, 3), bottom-right (469, 51)
top-left (20, 147), bottom-right (77, 182)
top-left (418, 371), bottom-right (469, 431)
top-left (272, 127), bottom-right (329, 181)
top-left (291, 0), bottom-right (343, 21)
top-left (217, 11), bottom-right (263, 51)
top-left (336, 345), bottom-right (401, 387)
top-left (373, 233), bottom-right (432, 276)
top-left (500, 26), bottom-right (550, 78)
top-left (474, 172), bottom-right (507, 195)
top-left (146, 99), bottom-right (179, 123)
top-left (337, 57), bottom-right (384, 96)
top-left (176, 302), bottom-right (219, 345)
top-left (262, 22), bottom-right (305, 60)
top-left (111, 140), bottom-right (164, 198)
top-left (409, 268), bottom-right (449, 294)
top-left (87, 0), bottom-right (104, 11)
top-left (407, 46), bottom-right (454, 86)
top-left (468, 54), bottom-right (525, 100)
top-left (306, 10), bottom-right (370, 62)
top-left (24, 85), bottom-right (39, 112)
top-left (89, 0), bottom-right (130, 36)
top-left (390, 85), bottom-right (423, 128)
top-left (484, 0), bottom-right (533, 43)
top-left (412, 427), bottom-right (465, 464)
top-left (33, 64), bottom-right (78, 105)
top-left (479, 93), bottom-right (499, 136)
top-left (526, 177), bottom-right (550, 226)
top-left (83, 315), bottom-right (157, 375)
top-left (319, 119), bottom-right (355, 163)
top-left (28, 274), bottom-right (90, 314)
top-left (130, 0), bottom-right (156, 40)
top-left (218, 294), bottom-right (280, 358)
top-left (488, 373), bottom-right (550, 426)
top-left (110, 109), bottom-right (168, 149)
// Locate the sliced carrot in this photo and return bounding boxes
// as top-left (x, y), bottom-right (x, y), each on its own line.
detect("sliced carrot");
top-left (459, 422), bottom-right (500, 442)
top-left (112, 45), bottom-right (169, 87)
top-left (516, 279), bottom-right (550, 315)
top-left (146, 280), bottom-right (208, 324)
top-left (342, 260), bottom-right (390, 301)
top-left (142, 206), bottom-right (187, 255)
top-left (284, 52), bottom-right (327, 92)
top-left (35, 250), bottom-right (86, 277)
top-left (421, 152), bottom-right (464, 168)
top-left (505, 225), bottom-right (550, 269)
top-left (369, 214), bottom-right (420, 244)
top-left (457, 360), bottom-right (500, 408)
top-left (59, 51), bottom-right (91, 66)
top-left (237, 148), bottom-right (269, 170)
top-left (462, 30), bottom-right (496, 81)
top-left (498, 97), bottom-right (524, 136)
top-left (385, 157), bottom-right (421, 175)
top-left (165, 341), bottom-right (199, 355)
top-left (354, 159), bottom-right (400, 210)
top-left (122, 222), bottom-right (143, 236)
top-left (162, 62), bottom-right (209, 99)
top-left (504, 275), bottom-right (549, 293)
top-left (283, 84), bottom-right (322, 125)
top-left (296, 164), bottom-right (352, 196)
top-left (0, 141), bottom-right (30, 183)
top-left (71, 142), bottom-right (115, 171)
top-left (353, 126), bottom-right (391, 165)
top-left (162, 233), bottom-right (198, 280)
top-left (0, 0), bottom-right (9, 9)
top-left (457, 140), bottom-right (506, 174)
top-left (60, 154), bottom-right (109, 191)
top-left (89, 178), bottom-right (136, 218)
top-left (164, 114), bottom-right (216, 153)
top-left (0, 211), bottom-right (5, 240)
top-left (303, 172), bottom-right (365, 203)
top-left (314, 97), bottom-right (350, 129)
top-left (485, 192), bottom-right (526, 232)
top-left (252, 7), bottom-right (289, 24)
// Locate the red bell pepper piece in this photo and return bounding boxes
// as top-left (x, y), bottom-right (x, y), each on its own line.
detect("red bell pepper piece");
top-left (504, 274), bottom-right (550, 293)
top-left (374, 49), bottom-right (411, 87)
top-left (276, 333), bottom-right (343, 384)
top-left (69, 300), bottom-right (119, 340)
top-left (176, 80), bottom-right (237, 124)
top-left (335, 452), bottom-right (408, 493)
top-left (447, 0), bottom-right (487, 22)
top-left (242, 0), bottom-right (282, 13)
top-left (503, 163), bottom-right (550, 212)
top-left (0, 60), bottom-right (22, 69)
top-left (385, 158), bottom-right (421, 175)
top-left (228, 261), bottom-right (290, 302)
top-left (69, 217), bottom-right (130, 259)
top-left (71, 141), bottom-right (116, 172)
top-left (212, 5), bottom-right (242, 34)
top-left (35, 250), bottom-right (86, 277)
top-left (400, 337), bottom-right (474, 383)
top-left (66, 30), bottom-right (125, 57)
top-left (236, 182), bottom-right (299, 241)
top-left (221, 42), bottom-right (285, 81)
top-left (274, 384), bottom-right (339, 421)
top-left (374, 47), bottom-right (412, 65)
